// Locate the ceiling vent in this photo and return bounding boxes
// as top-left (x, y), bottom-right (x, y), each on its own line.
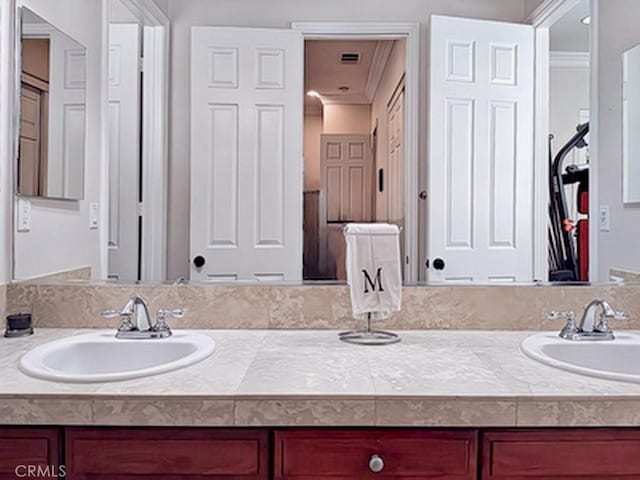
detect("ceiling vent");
top-left (340, 52), bottom-right (361, 64)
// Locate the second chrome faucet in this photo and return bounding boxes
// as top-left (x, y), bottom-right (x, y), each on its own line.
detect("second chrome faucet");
top-left (549, 299), bottom-right (629, 341)
top-left (102, 296), bottom-right (184, 339)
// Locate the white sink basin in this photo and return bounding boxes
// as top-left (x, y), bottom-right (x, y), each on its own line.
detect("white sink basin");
top-left (19, 331), bottom-right (216, 383)
top-left (521, 332), bottom-right (640, 384)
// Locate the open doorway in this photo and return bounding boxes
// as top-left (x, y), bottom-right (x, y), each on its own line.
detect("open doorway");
top-left (546, 0), bottom-right (591, 282)
top-left (302, 39), bottom-right (407, 281)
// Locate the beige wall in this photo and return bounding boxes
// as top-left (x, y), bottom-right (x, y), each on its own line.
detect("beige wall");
top-left (596, 0), bottom-right (640, 279)
top-left (165, 0), bottom-right (529, 280)
top-left (550, 65), bottom-right (590, 146)
top-left (303, 113), bottom-right (322, 191)
top-left (370, 40), bottom-right (406, 222)
top-left (322, 104), bottom-right (370, 135)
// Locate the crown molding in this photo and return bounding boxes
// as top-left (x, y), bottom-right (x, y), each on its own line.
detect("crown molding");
top-left (550, 50), bottom-right (590, 68)
top-left (21, 22), bottom-right (54, 37)
top-left (365, 40), bottom-right (393, 102)
top-left (527, 0), bottom-right (582, 27)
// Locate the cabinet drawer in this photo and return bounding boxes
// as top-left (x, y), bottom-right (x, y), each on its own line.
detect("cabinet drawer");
top-left (0, 428), bottom-right (60, 480)
top-left (65, 428), bottom-right (268, 479)
top-left (274, 429), bottom-right (478, 479)
top-left (483, 429), bottom-right (640, 479)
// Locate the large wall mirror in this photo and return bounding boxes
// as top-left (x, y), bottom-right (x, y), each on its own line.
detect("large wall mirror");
top-left (9, 1), bottom-right (640, 286)
top-left (18, 7), bottom-right (86, 200)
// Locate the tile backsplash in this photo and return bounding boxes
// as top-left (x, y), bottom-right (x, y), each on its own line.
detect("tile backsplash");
top-left (5, 283), bottom-right (640, 330)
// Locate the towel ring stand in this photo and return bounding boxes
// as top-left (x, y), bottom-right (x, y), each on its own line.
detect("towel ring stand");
top-left (339, 313), bottom-right (401, 346)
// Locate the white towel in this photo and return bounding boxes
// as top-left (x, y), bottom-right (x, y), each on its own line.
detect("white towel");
top-left (344, 223), bottom-right (402, 320)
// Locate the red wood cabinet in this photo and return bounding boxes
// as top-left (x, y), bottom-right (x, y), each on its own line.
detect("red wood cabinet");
top-left (482, 429), bottom-right (640, 479)
top-left (65, 428), bottom-right (269, 480)
top-left (274, 429), bottom-right (478, 479)
top-left (0, 428), bottom-right (60, 480)
top-left (5, 425), bottom-right (640, 479)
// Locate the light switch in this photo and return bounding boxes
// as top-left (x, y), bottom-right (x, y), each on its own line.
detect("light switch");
top-left (89, 202), bottom-right (99, 230)
top-left (599, 205), bottom-right (611, 232)
top-left (17, 198), bottom-right (31, 232)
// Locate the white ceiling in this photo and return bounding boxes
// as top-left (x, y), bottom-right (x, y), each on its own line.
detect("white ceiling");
top-left (550, 0), bottom-right (590, 52)
top-left (304, 39), bottom-right (396, 113)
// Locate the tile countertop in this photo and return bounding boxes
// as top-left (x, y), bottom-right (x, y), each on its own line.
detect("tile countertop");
top-left (3, 329), bottom-right (640, 428)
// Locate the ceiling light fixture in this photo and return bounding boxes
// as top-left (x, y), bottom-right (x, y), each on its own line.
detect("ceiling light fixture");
top-left (581, 15), bottom-right (591, 25)
top-left (306, 90), bottom-right (321, 98)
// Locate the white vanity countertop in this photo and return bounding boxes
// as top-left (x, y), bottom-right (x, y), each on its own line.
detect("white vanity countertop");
top-left (2, 328), bottom-right (640, 427)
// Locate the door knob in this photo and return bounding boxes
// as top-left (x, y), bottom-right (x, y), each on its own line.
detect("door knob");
top-left (419, 190), bottom-right (427, 200)
top-left (193, 255), bottom-right (206, 268)
top-left (433, 258), bottom-right (446, 270)
top-left (368, 454), bottom-right (385, 473)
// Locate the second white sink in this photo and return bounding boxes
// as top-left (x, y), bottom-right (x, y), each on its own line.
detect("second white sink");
top-left (521, 332), bottom-right (640, 384)
top-left (19, 331), bottom-right (216, 383)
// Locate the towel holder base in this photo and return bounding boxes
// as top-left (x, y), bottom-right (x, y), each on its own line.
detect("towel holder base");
top-left (339, 314), bottom-right (401, 346)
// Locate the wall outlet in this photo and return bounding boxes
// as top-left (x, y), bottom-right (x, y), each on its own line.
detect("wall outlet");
top-left (599, 205), bottom-right (611, 232)
top-left (89, 202), bottom-right (99, 230)
top-left (17, 198), bottom-right (31, 232)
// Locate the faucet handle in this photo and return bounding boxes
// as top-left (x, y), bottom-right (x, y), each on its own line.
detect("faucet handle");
top-left (154, 309), bottom-right (184, 335)
top-left (547, 311), bottom-right (575, 321)
top-left (102, 309), bottom-right (134, 331)
top-left (158, 309), bottom-right (185, 319)
top-left (549, 311), bottom-right (578, 339)
top-left (614, 311), bottom-right (630, 320)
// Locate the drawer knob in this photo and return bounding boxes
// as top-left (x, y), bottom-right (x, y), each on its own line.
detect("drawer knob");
top-left (369, 454), bottom-right (385, 473)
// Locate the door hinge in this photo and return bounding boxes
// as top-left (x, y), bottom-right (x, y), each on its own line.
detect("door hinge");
top-left (138, 57), bottom-right (144, 72)
top-left (138, 203), bottom-right (144, 216)
top-left (406, 255), bottom-right (409, 265)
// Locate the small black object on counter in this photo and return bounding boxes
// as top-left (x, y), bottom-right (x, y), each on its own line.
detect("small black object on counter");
top-left (4, 313), bottom-right (33, 338)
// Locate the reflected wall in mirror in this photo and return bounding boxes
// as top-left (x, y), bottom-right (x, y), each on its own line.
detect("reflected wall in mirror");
top-left (18, 7), bottom-right (86, 200)
top-left (623, 43), bottom-right (640, 204)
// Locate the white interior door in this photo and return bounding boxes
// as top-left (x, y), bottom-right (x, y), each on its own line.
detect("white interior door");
top-left (320, 134), bottom-right (373, 223)
top-left (47, 31), bottom-right (86, 199)
top-left (387, 86), bottom-right (405, 225)
top-left (190, 27), bottom-right (303, 282)
top-left (108, 24), bottom-right (141, 281)
top-left (428, 15), bottom-right (534, 283)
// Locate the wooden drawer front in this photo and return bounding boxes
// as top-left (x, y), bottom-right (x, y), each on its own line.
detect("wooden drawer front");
top-left (65, 428), bottom-right (268, 479)
top-left (274, 429), bottom-right (478, 479)
top-left (483, 429), bottom-right (640, 479)
top-left (0, 428), bottom-right (60, 480)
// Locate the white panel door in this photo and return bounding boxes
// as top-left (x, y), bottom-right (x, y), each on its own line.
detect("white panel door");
top-left (108, 24), bottom-right (141, 282)
top-left (429, 15), bottom-right (534, 283)
top-left (320, 134), bottom-right (373, 223)
top-left (47, 31), bottom-right (86, 199)
top-left (190, 27), bottom-right (303, 282)
top-left (387, 87), bottom-right (405, 225)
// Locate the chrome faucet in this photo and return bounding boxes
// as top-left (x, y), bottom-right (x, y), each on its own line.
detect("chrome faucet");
top-left (121, 296), bottom-right (152, 332)
top-left (102, 296), bottom-right (184, 339)
top-left (548, 299), bottom-right (629, 341)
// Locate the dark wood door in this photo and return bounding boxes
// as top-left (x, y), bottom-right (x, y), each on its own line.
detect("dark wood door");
top-left (65, 428), bottom-right (269, 479)
top-left (0, 428), bottom-right (61, 480)
top-left (274, 429), bottom-right (478, 479)
top-left (482, 429), bottom-right (640, 479)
